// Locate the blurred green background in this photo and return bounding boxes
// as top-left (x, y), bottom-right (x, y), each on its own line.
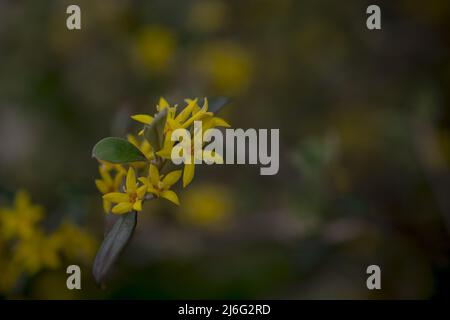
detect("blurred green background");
top-left (0, 0), bottom-right (449, 299)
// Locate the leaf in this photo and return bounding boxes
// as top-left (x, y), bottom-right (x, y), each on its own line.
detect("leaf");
top-left (208, 96), bottom-right (231, 114)
top-left (92, 211), bottom-right (137, 285)
top-left (144, 108), bottom-right (167, 152)
top-left (92, 137), bottom-right (147, 163)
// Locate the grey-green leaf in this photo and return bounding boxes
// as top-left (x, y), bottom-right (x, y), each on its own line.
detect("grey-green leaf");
top-left (92, 137), bottom-right (147, 163)
top-left (208, 96), bottom-right (231, 114)
top-left (92, 211), bottom-right (137, 285)
top-left (144, 108), bottom-right (167, 152)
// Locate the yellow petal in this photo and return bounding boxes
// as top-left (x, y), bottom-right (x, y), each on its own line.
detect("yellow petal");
top-left (212, 117), bottom-right (230, 128)
top-left (149, 164), bottom-right (160, 186)
top-left (176, 98), bottom-right (198, 123)
top-left (158, 97), bottom-right (170, 110)
top-left (162, 170), bottom-right (182, 188)
top-left (156, 148), bottom-right (172, 159)
top-left (103, 192), bottom-right (129, 203)
top-left (112, 202), bottom-right (133, 214)
top-left (138, 129), bottom-right (145, 136)
top-left (127, 134), bottom-right (138, 147)
top-left (183, 163), bottom-right (195, 188)
top-left (166, 118), bottom-right (179, 130)
top-left (156, 138), bottom-right (174, 159)
top-left (113, 171), bottom-right (125, 190)
top-left (95, 179), bottom-right (109, 194)
top-left (160, 190), bottom-right (180, 205)
top-left (131, 114), bottom-right (153, 125)
top-left (182, 109), bottom-right (212, 129)
top-left (202, 97), bottom-right (209, 112)
top-left (203, 116), bottom-right (230, 130)
top-left (99, 167), bottom-right (113, 186)
top-left (133, 200), bottom-right (143, 211)
top-left (137, 185), bottom-right (147, 199)
top-left (185, 98), bottom-right (202, 115)
top-left (126, 167), bottom-right (137, 192)
top-left (102, 199), bottom-right (111, 213)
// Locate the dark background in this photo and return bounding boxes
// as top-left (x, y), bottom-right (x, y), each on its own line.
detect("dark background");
top-left (0, 0), bottom-right (449, 299)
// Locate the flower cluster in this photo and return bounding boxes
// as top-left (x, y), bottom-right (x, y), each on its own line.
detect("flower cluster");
top-left (0, 190), bottom-right (96, 294)
top-left (95, 97), bottom-right (230, 215)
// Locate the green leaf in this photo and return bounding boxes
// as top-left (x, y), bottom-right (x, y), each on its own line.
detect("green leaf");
top-left (92, 137), bottom-right (147, 163)
top-left (144, 108), bottom-right (167, 152)
top-left (208, 96), bottom-right (231, 114)
top-left (92, 211), bottom-right (137, 285)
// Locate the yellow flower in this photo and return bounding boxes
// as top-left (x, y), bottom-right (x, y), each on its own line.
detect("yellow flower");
top-left (157, 98), bottom-right (229, 188)
top-left (179, 184), bottom-right (232, 227)
top-left (134, 26), bottom-right (177, 73)
top-left (103, 167), bottom-right (147, 214)
top-left (131, 97), bottom-right (174, 136)
top-left (52, 221), bottom-right (96, 262)
top-left (12, 230), bottom-right (62, 274)
top-left (95, 164), bottom-right (126, 213)
top-left (196, 42), bottom-right (252, 95)
top-left (0, 190), bottom-right (43, 240)
top-left (138, 164), bottom-right (181, 205)
top-left (131, 97), bottom-right (209, 139)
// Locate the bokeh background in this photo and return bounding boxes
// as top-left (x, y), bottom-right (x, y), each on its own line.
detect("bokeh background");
top-left (0, 0), bottom-right (449, 299)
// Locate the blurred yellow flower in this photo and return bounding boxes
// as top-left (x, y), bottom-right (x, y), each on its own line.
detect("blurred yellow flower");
top-left (134, 26), bottom-right (177, 74)
top-left (138, 164), bottom-right (181, 205)
top-left (179, 184), bottom-right (233, 227)
top-left (0, 190), bottom-right (43, 240)
top-left (52, 221), bottom-right (96, 263)
top-left (0, 190), bottom-right (97, 295)
top-left (103, 167), bottom-right (147, 214)
top-left (12, 230), bottom-right (62, 274)
top-left (95, 164), bottom-right (126, 213)
top-left (196, 42), bottom-right (252, 95)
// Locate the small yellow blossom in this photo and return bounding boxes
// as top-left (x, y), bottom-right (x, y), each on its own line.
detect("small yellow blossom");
top-left (52, 221), bottom-right (97, 262)
top-left (179, 184), bottom-right (232, 227)
top-left (0, 190), bottom-right (43, 240)
top-left (95, 165), bottom-right (126, 213)
top-left (131, 97), bottom-right (209, 139)
top-left (134, 26), bottom-right (177, 73)
top-left (196, 42), bottom-right (252, 95)
top-left (103, 167), bottom-right (147, 214)
top-left (0, 190), bottom-right (97, 295)
top-left (157, 98), bottom-right (229, 188)
top-left (12, 230), bottom-right (62, 274)
top-left (138, 164), bottom-right (181, 205)
top-left (131, 97), bottom-right (174, 136)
